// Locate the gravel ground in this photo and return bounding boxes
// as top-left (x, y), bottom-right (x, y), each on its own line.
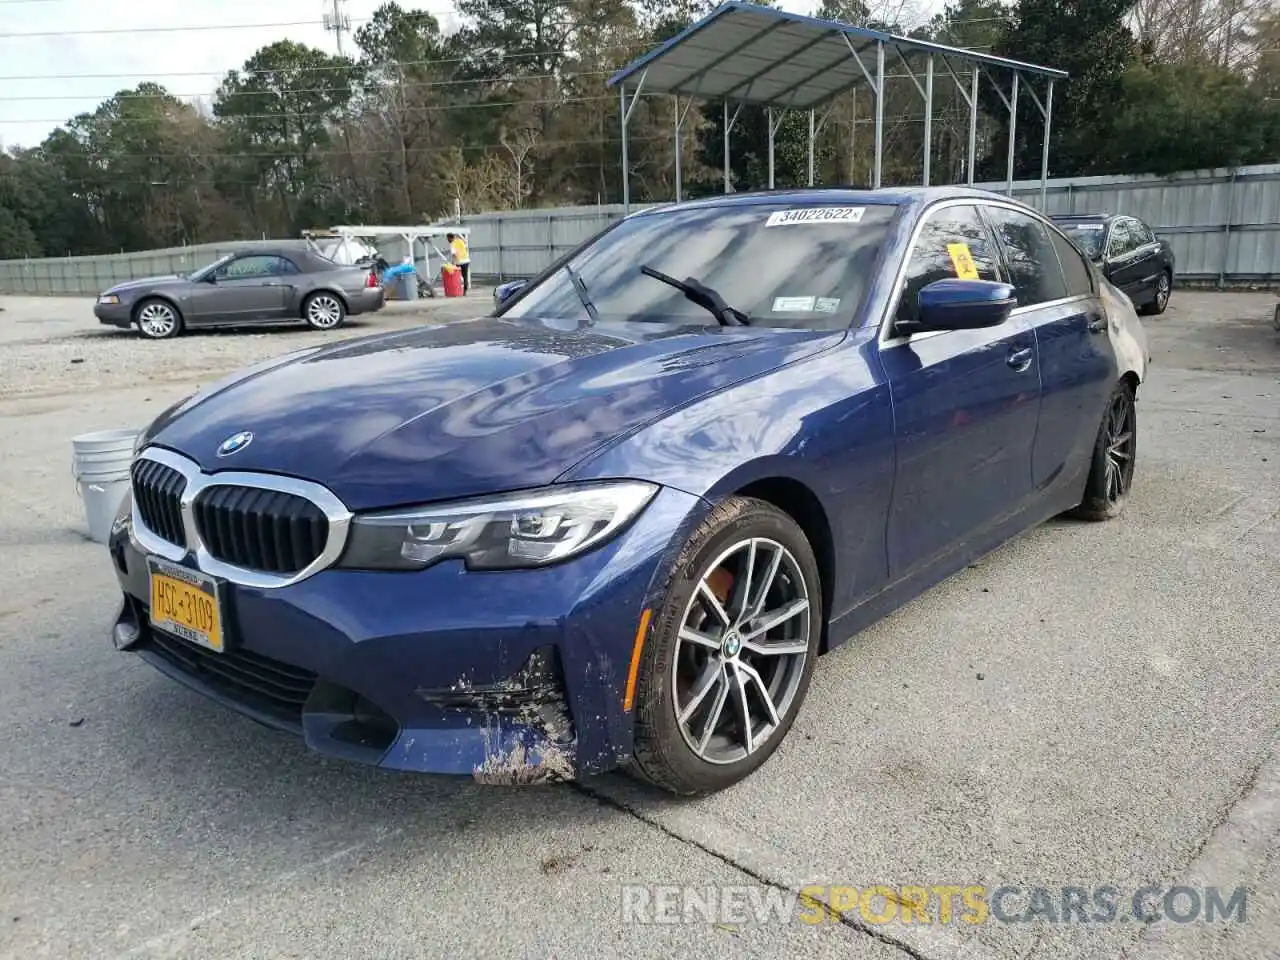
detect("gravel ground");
top-left (0, 288), bottom-right (1277, 960)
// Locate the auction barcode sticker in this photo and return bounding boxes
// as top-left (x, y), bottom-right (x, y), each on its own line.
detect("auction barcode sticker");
top-left (765, 207), bottom-right (865, 227)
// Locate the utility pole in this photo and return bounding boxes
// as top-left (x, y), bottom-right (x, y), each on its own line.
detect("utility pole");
top-left (324, 0), bottom-right (356, 218)
top-left (322, 0), bottom-right (350, 56)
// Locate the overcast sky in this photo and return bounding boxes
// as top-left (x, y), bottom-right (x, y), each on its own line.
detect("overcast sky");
top-left (0, 0), bottom-right (936, 150)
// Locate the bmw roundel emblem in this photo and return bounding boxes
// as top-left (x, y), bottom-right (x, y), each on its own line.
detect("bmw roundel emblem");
top-left (217, 431), bottom-right (254, 457)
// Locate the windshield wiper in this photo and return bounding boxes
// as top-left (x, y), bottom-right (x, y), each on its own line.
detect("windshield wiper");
top-left (564, 262), bottom-right (599, 323)
top-left (639, 265), bottom-right (750, 326)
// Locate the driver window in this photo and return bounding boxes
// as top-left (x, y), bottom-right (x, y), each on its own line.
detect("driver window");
top-left (894, 204), bottom-right (999, 332)
top-left (217, 255), bottom-right (275, 280)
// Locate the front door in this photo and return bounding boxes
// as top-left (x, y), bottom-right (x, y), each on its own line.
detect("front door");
top-left (1104, 218), bottom-right (1158, 303)
top-left (879, 201), bottom-right (1042, 581)
top-left (192, 255), bottom-right (292, 322)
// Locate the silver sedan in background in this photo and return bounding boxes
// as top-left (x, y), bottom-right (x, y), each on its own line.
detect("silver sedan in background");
top-left (93, 244), bottom-right (386, 339)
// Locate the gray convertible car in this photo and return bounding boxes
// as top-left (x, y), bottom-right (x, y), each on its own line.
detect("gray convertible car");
top-left (94, 244), bottom-right (386, 339)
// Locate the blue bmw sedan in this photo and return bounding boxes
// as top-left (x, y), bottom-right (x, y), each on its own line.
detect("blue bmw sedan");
top-left (107, 187), bottom-right (1148, 795)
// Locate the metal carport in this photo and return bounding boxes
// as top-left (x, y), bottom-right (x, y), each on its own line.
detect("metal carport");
top-left (607, 1), bottom-right (1068, 212)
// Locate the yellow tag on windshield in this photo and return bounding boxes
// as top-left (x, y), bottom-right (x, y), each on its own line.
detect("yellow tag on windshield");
top-left (947, 243), bottom-right (980, 280)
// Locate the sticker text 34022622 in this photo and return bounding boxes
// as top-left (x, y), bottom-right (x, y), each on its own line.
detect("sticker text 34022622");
top-left (765, 207), bottom-right (866, 227)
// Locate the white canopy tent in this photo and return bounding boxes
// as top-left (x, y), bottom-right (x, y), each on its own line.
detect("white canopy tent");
top-left (309, 224), bottom-right (472, 295)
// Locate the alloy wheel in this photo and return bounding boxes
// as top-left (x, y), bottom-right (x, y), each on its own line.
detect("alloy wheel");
top-left (1103, 390), bottom-right (1136, 502)
top-left (671, 537), bottom-right (811, 766)
top-left (306, 295), bottom-right (343, 328)
top-left (138, 302), bottom-right (177, 338)
top-left (1155, 274), bottom-right (1170, 310)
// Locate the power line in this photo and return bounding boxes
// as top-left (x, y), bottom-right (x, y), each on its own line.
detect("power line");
top-left (0, 91), bottom-right (655, 124)
top-left (0, 12), bottom-right (1020, 73)
top-left (0, 45), bottom-right (650, 81)
top-left (0, 70), bottom-right (625, 102)
top-left (22, 136), bottom-right (675, 183)
top-left (0, 18), bottom-right (372, 39)
top-left (0, 64), bottom-right (985, 104)
top-left (6, 107), bottom-right (981, 163)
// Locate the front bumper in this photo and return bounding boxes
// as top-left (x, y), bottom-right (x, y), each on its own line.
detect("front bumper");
top-left (94, 301), bottom-right (132, 328)
top-left (107, 484), bottom-right (705, 782)
top-left (346, 287), bottom-right (386, 316)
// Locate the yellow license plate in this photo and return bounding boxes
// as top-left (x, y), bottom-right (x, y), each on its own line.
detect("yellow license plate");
top-left (147, 558), bottom-right (225, 654)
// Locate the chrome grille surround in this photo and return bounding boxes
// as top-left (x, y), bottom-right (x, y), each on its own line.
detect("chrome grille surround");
top-left (129, 445), bottom-right (353, 589)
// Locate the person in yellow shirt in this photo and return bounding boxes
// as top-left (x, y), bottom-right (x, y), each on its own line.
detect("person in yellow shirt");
top-left (447, 232), bottom-right (471, 293)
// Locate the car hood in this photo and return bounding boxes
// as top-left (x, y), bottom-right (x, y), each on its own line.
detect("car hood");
top-left (144, 315), bottom-right (841, 510)
top-left (106, 275), bottom-right (190, 294)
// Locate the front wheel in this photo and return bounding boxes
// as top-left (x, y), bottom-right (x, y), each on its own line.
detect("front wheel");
top-left (302, 292), bottom-right (346, 330)
top-left (1139, 271), bottom-right (1171, 316)
top-left (627, 496), bottom-right (823, 796)
top-left (134, 299), bottom-right (183, 339)
top-left (1069, 379), bottom-right (1137, 521)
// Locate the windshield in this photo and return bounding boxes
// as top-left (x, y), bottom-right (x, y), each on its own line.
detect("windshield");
top-left (501, 201), bottom-right (902, 329)
top-left (1055, 221), bottom-right (1106, 259)
top-left (188, 253), bottom-right (236, 282)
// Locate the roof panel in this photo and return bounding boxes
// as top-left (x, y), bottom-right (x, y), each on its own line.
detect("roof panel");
top-left (608, 1), bottom-right (1067, 109)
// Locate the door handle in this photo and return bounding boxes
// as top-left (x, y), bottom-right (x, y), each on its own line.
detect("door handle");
top-left (1006, 346), bottom-right (1034, 371)
top-left (1087, 316), bottom-right (1107, 334)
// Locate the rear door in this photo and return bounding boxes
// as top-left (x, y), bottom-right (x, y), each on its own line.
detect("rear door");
top-left (983, 202), bottom-right (1116, 499)
top-left (878, 201), bottom-right (1042, 581)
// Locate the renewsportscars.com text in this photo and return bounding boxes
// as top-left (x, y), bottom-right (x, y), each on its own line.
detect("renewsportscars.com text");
top-left (620, 884), bottom-right (1250, 927)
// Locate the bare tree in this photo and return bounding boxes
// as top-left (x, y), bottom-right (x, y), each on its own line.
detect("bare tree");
top-left (499, 125), bottom-right (540, 207)
top-left (1129, 0), bottom-right (1272, 66)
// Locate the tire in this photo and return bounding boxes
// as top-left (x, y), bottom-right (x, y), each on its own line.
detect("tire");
top-left (302, 291), bottom-right (346, 330)
top-left (134, 298), bottom-right (183, 339)
top-left (627, 496), bottom-right (823, 796)
top-left (1068, 379), bottom-right (1137, 521)
top-left (1139, 270), bottom-right (1171, 316)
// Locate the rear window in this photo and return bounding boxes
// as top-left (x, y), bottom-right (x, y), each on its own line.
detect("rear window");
top-left (1054, 221), bottom-right (1106, 259)
top-left (502, 201), bottom-right (902, 330)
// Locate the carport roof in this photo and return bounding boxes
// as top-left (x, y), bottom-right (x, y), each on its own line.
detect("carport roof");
top-left (606, 1), bottom-right (1068, 111)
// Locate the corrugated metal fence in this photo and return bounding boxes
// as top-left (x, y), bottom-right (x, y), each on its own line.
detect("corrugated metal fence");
top-left (3, 162), bottom-right (1278, 296)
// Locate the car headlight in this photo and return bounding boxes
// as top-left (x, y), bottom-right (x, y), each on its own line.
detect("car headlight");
top-left (98, 294), bottom-right (120, 305)
top-left (337, 480), bottom-right (659, 572)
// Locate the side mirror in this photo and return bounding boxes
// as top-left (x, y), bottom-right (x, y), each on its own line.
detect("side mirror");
top-left (493, 279), bottom-right (527, 306)
top-left (900, 278), bottom-right (1016, 334)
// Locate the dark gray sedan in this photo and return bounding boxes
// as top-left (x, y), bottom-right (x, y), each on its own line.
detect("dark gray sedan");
top-left (93, 244), bottom-right (386, 339)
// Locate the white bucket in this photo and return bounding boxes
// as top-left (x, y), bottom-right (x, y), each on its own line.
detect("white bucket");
top-left (72, 428), bottom-right (141, 544)
top-left (78, 477), bottom-right (133, 544)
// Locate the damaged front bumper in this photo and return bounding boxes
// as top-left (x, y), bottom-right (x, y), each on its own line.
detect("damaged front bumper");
top-left (107, 485), bottom-right (707, 784)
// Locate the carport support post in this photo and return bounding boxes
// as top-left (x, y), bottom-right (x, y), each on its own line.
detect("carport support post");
top-left (1006, 71), bottom-right (1019, 197)
top-left (672, 95), bottom-right (694, 203)
top-left (618, 70), bottom-right (646, 214)
top-left (1039, 80), bottom-right (1054, 210)
top-left (873, 40), bottom-right (885, 189)
top-left (766, 107), bottom-right (786, 190)
top-left (923, 55), bottom-right (933, 187)
top-left (967, 66), bottom-right (978, 185)
top-left (722, 99), bottom-right (744, 194)
top-left (674, 96), bottom-right (682, 203)
top-left (724, 101), bottom-right (731, 193)
top-left (767, 107), bottom-right (775, 189)
top-left (807, 109), bottom-right (815, 186)
top-left (620, 85), bottom-right (630, 213)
